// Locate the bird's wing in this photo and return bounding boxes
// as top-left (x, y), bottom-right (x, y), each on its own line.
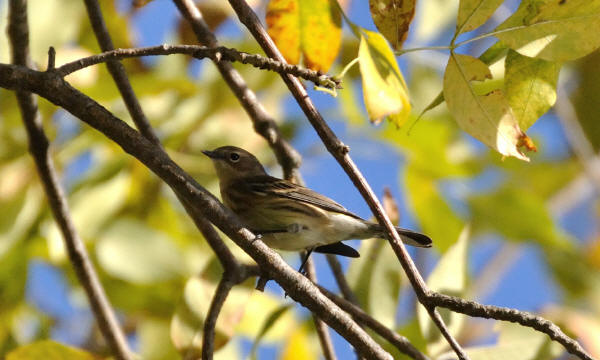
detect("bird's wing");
top-left (242, 176), bottom-right (363, 219)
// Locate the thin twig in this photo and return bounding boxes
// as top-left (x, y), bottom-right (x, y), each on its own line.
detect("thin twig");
top-left (7, 2), bottom-right (131, 359)
top-left (317, 285), bottom-right (429, 360)
top-left (201, 277), bottom-right (234, 360)
top-left (82, 0), bottom-right (161, 146)
top-left (0, 63), bottom-right (392, 360)
top-left (427, 307), bottom-right (468, 360)
top-left (326, 254), bottom-right (360, 305)
top-left (172, 0), bottom-right (302, 181)
top-left (305, 257), bottom-right (337, 360)
top-left (225, 1), bottom-right (468, 358)
top-left (57, 45), bottom-right (340, 89)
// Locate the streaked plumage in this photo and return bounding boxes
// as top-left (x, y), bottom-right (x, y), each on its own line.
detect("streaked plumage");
top-left (203, 146), bottom-right (432, 257)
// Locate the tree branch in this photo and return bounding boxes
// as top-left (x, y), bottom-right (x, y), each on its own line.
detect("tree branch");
top-left (326, 254), bottom-right (360, 306)
top-left (0, 63), bottom-right (392, 360)
top-left (201, 276), bottom-right (234, 360)
top-left (82, 0), bottom-right (161, 146)
top-left (305, 257), bottom-right (337, 360)
top-left (172, 0), bottom-right (302, 181)
top-left (56, 45), bottom-right (340, 89)
top-left (7, 2), bottom-right (131, 359)
top-left (317, 285), bottom-right (429, 360)
top-left (224, 1), bottom-right (468, 358)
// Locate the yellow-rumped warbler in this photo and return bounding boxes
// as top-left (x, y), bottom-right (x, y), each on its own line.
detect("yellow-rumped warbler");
top-left (203, 146), bottom-right (432, 261)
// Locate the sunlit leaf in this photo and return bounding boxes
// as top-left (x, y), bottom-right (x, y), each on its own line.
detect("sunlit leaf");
top-left (170, 276), bottom-right (254, 355)
top-left (417, 227), bottom-right (469, 356)
top-left (237, 292), bottom-right (296, 342)
top-left (96, 219), bottom-right (185, 283)
top-left (248, 305), bottom-right (293, 359)
top-left (0, 186), bottom-right (42, 258)
top-left (359, 29), bottom-right (410, 125)
top-left (572, 50), bottom-right (600, 152)
top-left (138, 319), bottom-right (180, 360)
top-left (369, 0), bottom-right (416, 49)
top-left (495, 0), bottom-right (600, 61)
top-left (266, 0), bottom-right (342, 71)
top-left (456, 0), bottom-right (504, 35)
top-left (278, 325), bottom-right (318, 360)
top-left (347, 239), bottom-right (402, 328)
top-left (444, 53), bottom-right (531, 161)
top-left (6, 340), bottom-right (96, 360)
top-left (504, 50), bottom-right (560, 130)
top-left (413, 0), bottom-right (459, 42)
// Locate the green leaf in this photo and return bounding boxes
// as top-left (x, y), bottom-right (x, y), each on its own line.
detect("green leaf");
top-left (266, 0), bottom-right (342, 71)
top-left (248, 305), bottom-right (293, 359)
top-left (444, 53), bottom-right (530, 161)
top-left (417, 227), bottom-right (469, 356)
top-left (359, 29), bottom-right (411, 126)
top-left (504, 50), bottom-right (560, 130)
top-left (0, 185), bottom-right (42, 258)
top-left (6, 340), bottom-right (96, 360)
top-left (456, 0), bottom-right (504, 35)
top-left (138, 319), bottom-right (180, 360)
top-left (369, 0), bottom-right (416, 49)
top-left (572, 50), bottom-right (600, 152)
top-left (495, 0), bottom-right (600, 61)
top-left (96, 219), bottom-right (185, 283)
top-left (347, 239), bottom-right (403, 328)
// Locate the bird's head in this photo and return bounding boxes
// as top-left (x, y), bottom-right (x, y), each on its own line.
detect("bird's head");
top-left (202, 146), bottom-right (267, 183)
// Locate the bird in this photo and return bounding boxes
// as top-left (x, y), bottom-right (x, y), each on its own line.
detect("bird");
top-left (203, 146), bottom-right (432, 269)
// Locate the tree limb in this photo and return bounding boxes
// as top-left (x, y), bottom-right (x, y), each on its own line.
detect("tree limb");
top-left (7, 2), bottom-right (131, 359)
top-left (0, 63), bottom-right (392, 360)
top-left (305, 257), bottom-right (337, 360)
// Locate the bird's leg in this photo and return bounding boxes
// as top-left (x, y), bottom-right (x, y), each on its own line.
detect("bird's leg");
top-left (297, 248), bottom-right (314, 275)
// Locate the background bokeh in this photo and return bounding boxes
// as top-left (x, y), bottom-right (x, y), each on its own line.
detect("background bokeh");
top-left (1, 0), bottom-right (599, 359)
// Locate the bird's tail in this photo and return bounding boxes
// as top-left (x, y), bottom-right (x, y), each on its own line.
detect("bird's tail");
top-left (367, 223), bottom-right (432, 248)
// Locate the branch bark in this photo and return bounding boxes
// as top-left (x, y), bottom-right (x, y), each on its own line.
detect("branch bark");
top-left (7, 2), bottom-right (131, 359)
top-left (305, 257), bottom-right (337, 360)
top-left (172, 0), bottom-right (302, 181)
top-left (57, 45), bottom-right (340, 89)
top-left (0, 63), bottom-right (392, 360)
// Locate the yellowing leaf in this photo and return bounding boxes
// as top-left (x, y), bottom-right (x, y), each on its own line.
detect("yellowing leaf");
top-left (443, 53), bottom-right (530, 161)
top-left (266, 0), bottom-right (342, 71)
top-left (495, 0), bottom-right (600, 61)
top-left (6, 340), bottom-right (96, 360)
top-left (300, 0), bottom-right (342, 71)
top-left (504, 50), bottom-right (560, 131)
top-left (359, 29), bottom-right (411, 125)
top-left (279, 325), bottom-right (318, 360)
top-left (456, 0), bottom-right (504, 35)
top-left (369, 0), bottom-right (416, 49)
top-left (266, 0), bottom-right (301, 65)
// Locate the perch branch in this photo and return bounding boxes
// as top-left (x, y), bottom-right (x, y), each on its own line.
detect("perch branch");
top-left (0, 63), bottom-right (392, 360)
top-left (7, 2), bottom-right (131, 359)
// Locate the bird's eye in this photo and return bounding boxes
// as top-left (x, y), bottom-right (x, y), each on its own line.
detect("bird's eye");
top-left (229, 152), bottom-right (240, 162)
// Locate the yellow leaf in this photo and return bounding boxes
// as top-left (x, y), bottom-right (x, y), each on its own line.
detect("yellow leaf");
top-left (6, 340), bottom-right (96, 360)
top-left (358, 29), bottom-right (411, 126)
top-left (266, 0), bottom-right (301, 65)
top-left (443, 53), bottom-right (531, 161)
top-left (279, 325), bottom-right (318, 360)
top-left (456, 0), bottom-right (504, 35)
top-left (266, 0), bottom-right (342, 71)
top-left (369, 0), bottom-right (416, 49)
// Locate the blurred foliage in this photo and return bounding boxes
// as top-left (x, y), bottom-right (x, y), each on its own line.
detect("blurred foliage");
top-left (1, 0), bottom-right (600, 359)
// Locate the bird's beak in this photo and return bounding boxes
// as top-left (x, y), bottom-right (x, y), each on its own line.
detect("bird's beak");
top-left (202, 150), bottom-right (219, 159)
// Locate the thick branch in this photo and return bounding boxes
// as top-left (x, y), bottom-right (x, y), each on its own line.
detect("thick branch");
top-left (82, 0), bottom-right (161, 145)
top-left (57, 45), bottom-right (340, 89)
top-left (225, 1), bottom-right (467, 358)
top-left (7, 2), bottom-right (131, 359)
top-left (172, 0), bottom-right (302, 181)
top-left (0, 64), bottom-right (392, 360)
top-left (318, 286), bottom-right (429, 360)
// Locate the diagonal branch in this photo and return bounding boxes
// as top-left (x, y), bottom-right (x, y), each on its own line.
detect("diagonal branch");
top-left (56, 45), bottom-right (340, 89)
top-left (0, 63), bottom-right (392, 360)
top-left (82, 0), bottom-right (161, 146)
top-left (224, 1), bottom-right (468, 358)
top-left (172, 0), bottom-right (302, 181)
top-left (7, 2), bottom-right (131, 359)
